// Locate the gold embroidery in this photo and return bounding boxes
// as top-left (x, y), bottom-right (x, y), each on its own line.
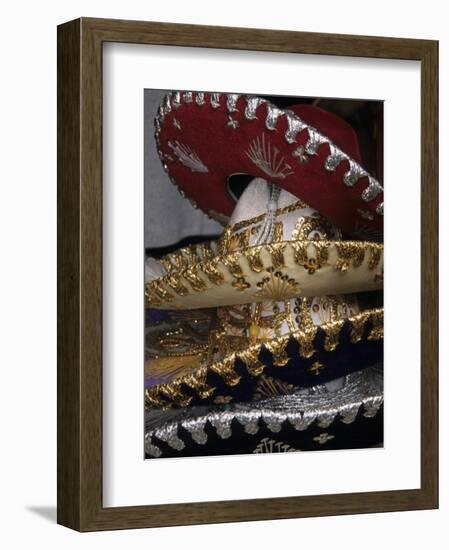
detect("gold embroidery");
top-left (160, 256), bottom-right (176, 274)
top-left (145, 354), bottom-right (204, 384)
top-left (222, 253), bottom-right (244, 278)
top-left (291, 215), bottom-right (337, 241)
top-left (267, 242), bottom-right (286, 268)
top-left (334, 242), bottom-right (365, 272)
top-left (308, 361), bottom-right (326, 375)
top-left (255, 268), bottom-right (300, 301)
top-left (183, 366), bottom-right (215, 399)
top-left (211, 356), bottom-right (241, 386)
top-left (144, 391), bottom-right (170, 409)
top-left (232, 277), bottom-right (251, 291)
top-left (310, 295), bottom-right (354, 325)
top-left (145, 289), bottom-right (162, 307)
top-left (198, 242), bottom-right (214, 261)
top-left (324, 319), bottom-right (344, 351)
top-left (165, 272), bottom-right (189, 296)
top-left (170, 250), bottom-right (189, 271)
top-left (145, 307), bottom-right (384, 409)
top-left (151, 281), bottom-right (174, 303)
top-left (298, 297), bottom-right (315, 332)
top-left (218, 227), bottom-right (250, 255)
top-left (238, 348), bottom-right (265, 376)
top-left (272, 222), bottom-right (284, 243)
top-left (183, 266), bottom-right (207, 291)
top-left (244, 248), bottom-right (265, 273)
top-left (159, 380), bottom-right (193, 407)
top-left (291, 241), bottom-right (328, 274)
top-left (265, 339), bottom-right (289, 367)
top-left (146, 241), bottom-right (383, 307)
top-left (294, 329), bottom-right (317, 358)
top-left (368, 245), bottom-right (382, 270)
top-left (200, 261), bottom-right (225, 285)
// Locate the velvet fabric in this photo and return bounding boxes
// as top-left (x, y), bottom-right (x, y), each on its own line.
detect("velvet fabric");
top-left (157, 94), bottom-right (383, 237)
top-left (145, 317), bottom-right (383, 407)
top-left (145, 406), bottom-right (383, 459)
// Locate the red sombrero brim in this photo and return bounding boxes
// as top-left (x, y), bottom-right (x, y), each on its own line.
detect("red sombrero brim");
top-left (155, 91), bottom-right (383, 238)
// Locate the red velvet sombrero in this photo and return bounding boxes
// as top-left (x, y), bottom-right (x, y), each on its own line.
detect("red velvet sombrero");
top-left (155, 91), bottom-right (383, 238)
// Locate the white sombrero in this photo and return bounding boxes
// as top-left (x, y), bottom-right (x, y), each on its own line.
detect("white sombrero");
top-left (145, 178), bottom-right (383, 310)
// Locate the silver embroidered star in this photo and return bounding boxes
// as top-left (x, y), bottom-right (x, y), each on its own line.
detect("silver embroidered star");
top-left (292, 145), bottom-right (308, 164)
top-left (227, 117), bottom-right (239, 129)
top-left (313, 432), bottom-right (335, 445)
top-left (356, 208), bottom-right (374, 221)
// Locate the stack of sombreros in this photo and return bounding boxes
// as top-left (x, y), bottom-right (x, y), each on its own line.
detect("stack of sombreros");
top-left (144, 91), bottom-right (383, 458)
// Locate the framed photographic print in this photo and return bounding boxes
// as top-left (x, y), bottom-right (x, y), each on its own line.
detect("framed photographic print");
top-left (57, 17), bottom-right (438, 531)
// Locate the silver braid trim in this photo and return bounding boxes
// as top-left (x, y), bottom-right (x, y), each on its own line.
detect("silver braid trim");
top-left (145, 367), bottom-right (383, 456)
top-left (154, 92), bottom-right (384, 216)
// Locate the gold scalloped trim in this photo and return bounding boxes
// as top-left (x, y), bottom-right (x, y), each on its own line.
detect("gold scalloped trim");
top-left (145, 240), bottom-right (383, 308)
top-left (145, 307), bottom-right (383, 409)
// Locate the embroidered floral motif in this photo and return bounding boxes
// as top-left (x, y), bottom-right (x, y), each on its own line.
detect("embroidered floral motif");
top-left (168, 140), bottom-right (208, 173)
top-left (255, 267), bottom-right (301, 301)
top-left (246, 134), bottom-right (294, 179)
top-left (253, 437), bottom-right (299, 453)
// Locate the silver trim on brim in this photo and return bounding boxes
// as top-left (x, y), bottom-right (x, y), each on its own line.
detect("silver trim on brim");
top-left (154, 92), bottom-right (384, 218)
top-left (145, 366), bottom-right (383, 457)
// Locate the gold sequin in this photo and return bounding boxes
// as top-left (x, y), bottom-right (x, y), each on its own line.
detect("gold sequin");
top-left (211, 356), bottom-right (241, 386)
top-left (222, 253), bottom-right (244, 278)
top-left (265, 339), bottom-right (289, 367)
top-left (183, 366), bottom-right (215, 399)
top-left (324, 320), bottom-right (344, 351)
top-left (255, 268), bottom-right (300, 301)
top-left (165, 272), bottom-right (189, 296)
top-left (151, 281), bottom-right (174, 303)
top-left (294, 329), bottom-right (317, 358)
top-left (244, 248), bottom-right (265, 273)
top-left (267, 242), bottom-right (286, 269)
top-left (238, 348), bottom-right (265, 376)
top-left (183, 266), bottom-right (207, 291)
top-left (145, 241), bottom-right (383, 308)
top-left (334, 242), bottom-right (365, 272)
top-left (309, 361), bottom-right (326, 375)
top-left (159, 380), bottom-right (193, 407)
top-left (232, 277), bottom-right (251, 291)
top-left (145, 307), bottom-right (384, 409)
top-left (200, 261), bottom-right (225, 285)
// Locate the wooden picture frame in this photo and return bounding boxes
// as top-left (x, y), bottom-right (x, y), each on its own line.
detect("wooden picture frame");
top-left (57, 17), bottom-right (438, 531)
